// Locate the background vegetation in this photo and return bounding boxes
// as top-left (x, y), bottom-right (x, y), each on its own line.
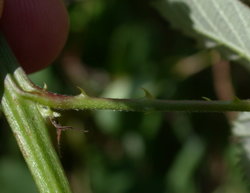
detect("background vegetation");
top-left (1, 0), bottom-right (250, 192)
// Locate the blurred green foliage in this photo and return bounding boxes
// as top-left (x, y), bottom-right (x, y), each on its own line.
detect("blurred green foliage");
top-left (2, 0), bottom-right (250, 193)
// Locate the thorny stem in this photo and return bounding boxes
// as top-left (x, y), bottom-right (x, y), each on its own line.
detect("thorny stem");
top-left (0, 35), bottom-right (72, 193)
top-left (11, 68), bottom-right (250, 113)
top-left (1, 33), bottom-right (250, 193)
top-left (0, 32), bottom-right (250, 193)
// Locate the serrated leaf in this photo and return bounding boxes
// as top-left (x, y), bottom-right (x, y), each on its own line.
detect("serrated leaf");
top-left (157, 0), bottom-right (250, 64)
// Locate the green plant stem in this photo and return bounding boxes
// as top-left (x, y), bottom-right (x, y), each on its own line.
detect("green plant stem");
top-left (0, 32), bottom-right (249, 193)
top-left (2, 76), bottom-right (72, 193)
top-left (21, 94), bottom-right (250, 112)
top-left (11, 69), bottom-right (250, 112)
top-left (0, 36), bottom-right (72, 193)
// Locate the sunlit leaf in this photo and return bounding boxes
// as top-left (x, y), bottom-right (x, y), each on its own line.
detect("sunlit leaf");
top-left (157, 0), bottom-right (250, 66)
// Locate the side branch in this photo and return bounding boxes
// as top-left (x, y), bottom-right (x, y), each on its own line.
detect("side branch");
top-left (10, 68), bottom-right (250, 113)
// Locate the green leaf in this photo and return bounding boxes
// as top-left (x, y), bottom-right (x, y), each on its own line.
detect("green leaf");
top-left (157, 0), bottom-right (250, 65)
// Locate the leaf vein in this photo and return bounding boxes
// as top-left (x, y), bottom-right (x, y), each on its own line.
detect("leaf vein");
top-left (211, 0), bottom-right (247, 54)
